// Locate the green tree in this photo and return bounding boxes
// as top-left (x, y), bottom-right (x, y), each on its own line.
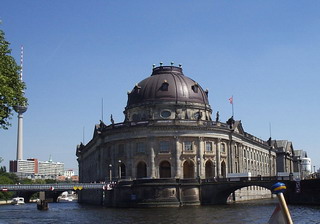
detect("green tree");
top-left (0, 174), bottom-right (15, 201)
top-left (0, 29), bottom-right (27, 129)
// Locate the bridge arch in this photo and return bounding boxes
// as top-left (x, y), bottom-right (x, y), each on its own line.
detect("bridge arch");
top-left (201, 180), bottom-right (279, 205)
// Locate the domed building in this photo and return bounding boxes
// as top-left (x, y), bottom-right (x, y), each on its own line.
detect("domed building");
top-left (76, 64), bottom-right (277, 205)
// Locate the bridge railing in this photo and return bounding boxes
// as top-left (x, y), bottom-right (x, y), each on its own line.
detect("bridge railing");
top-left (202, 175), bottom-right (291, 183)
top-left (0, 183), bottom-right (106, 192)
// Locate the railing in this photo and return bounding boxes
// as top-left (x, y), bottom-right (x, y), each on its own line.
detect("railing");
top-left (202, 175), bottom-right (292, 183)
top-left (0, 176), bottom-right (292, 191)
top-left (0, 183), bottom-right (106, 192)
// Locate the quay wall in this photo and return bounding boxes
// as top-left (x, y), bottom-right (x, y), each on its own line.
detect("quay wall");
top-left (285, 179), bottom-right (320, 205)
top-left (78, 189), bottom-right (104, 205)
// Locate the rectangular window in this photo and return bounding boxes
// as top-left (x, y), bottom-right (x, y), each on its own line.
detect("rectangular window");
top-left (159, 141), bottom-right (170, 153)
top-left (136, 142), bottom-right (146, 153)
top-left (184, 141), bottom-right (193, 151)
top-left (220, 143), bottom-right (225, 152)
top-left (206, 142), bottom-right (213, 152)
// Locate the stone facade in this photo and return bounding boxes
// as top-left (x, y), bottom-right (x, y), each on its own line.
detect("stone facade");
top-left (76, 65), bottom-right (277, 184)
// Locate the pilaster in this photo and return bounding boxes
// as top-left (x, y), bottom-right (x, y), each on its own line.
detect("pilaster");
top-left (175, 136), bottom-right (181, 178)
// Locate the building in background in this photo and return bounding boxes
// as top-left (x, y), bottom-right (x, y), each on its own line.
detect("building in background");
top-left (294, 150), bottom-right (312, 179)
top-left (9, 158), bottom-right (64, 180)
top-left (270, 140), bottom-right (295, 176)
top-left (64, 169), bottom-right (75, 178)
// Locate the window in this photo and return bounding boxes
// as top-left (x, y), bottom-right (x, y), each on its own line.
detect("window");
top-left (206, 142), bottom-right (213, 152)
top-left (192, 83), bottom-right (199, 93)
top-left (160, 81), bottom-right (169, 91)
top-left (159, 141), bottom-right (170, 153)
top-left (221, 143), bottom-right (226, 153)
top-left (136, 142), bottom-right (146, 153)
top-left (193, 111), bottom-right (201, 120)
top-left (134, 84), bottom-right (141, 93)
top-left (184, 141), bottom-right (193, 151)
top-left (160, 110), bottom-right (171, 118)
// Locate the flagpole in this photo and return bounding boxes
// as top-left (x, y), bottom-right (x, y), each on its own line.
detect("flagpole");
top-left (271, 182), bottom-right (293, 224)
top-left (229, 95), bottom-right (234, 117)
top-left (232, 95), bottom-right (234, 117)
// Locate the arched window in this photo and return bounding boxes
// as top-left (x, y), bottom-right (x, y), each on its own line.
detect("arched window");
top-left (136, 161), bottom-right (147, 178)
top-left (183, 160), bottom-right (195, 178)
top-left (120, 163), bottom-right (126, 179)
top-left (160, 80), bottom-right (169, 91)
top-left (221, 161), bottom-right (226, 178)
top-left (205, 160), bottom-right (215, 178)
top-left (159, 161), bottom-right (171, 178)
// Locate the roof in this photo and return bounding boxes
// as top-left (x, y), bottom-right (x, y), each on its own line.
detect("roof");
top-left (126, 66), bottom-right (210, 108)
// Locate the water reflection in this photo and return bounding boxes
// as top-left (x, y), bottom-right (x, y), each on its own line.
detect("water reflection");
top-left (0, 199), bottom-right (319, 224)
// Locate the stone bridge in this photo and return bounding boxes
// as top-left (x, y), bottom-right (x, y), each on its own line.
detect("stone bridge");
top-left (0, 183), bottom-right (105, 202)
top-left (103, 176), bottom-right (294, 207)
top-left (201, 178), bottom-right (291, 204)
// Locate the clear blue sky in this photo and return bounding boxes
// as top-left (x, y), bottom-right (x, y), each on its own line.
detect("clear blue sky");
top-left (1, 1), bottom-right (320, 173)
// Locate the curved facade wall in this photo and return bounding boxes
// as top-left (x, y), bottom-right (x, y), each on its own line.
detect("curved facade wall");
top-left (76, 65), bottom-right (277, 206)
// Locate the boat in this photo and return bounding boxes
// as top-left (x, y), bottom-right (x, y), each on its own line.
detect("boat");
top-left (57, 191), bottom-right (77, 202)
top-left (11, 197), bottom-right (25, 205)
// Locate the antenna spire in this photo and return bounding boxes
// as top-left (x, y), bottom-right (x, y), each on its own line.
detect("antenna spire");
top-left (20, 45), bottom-right (24, 81)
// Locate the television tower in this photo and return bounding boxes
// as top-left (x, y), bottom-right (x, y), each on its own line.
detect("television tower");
top-left (13, 45), bottom-right (27, 160)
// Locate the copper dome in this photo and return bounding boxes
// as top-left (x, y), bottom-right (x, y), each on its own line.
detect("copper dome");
top-left (126, 66), bottom-right (209, 108)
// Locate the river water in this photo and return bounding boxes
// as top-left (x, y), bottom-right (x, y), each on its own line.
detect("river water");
top-left (0, 199), bottom-right (319, 224)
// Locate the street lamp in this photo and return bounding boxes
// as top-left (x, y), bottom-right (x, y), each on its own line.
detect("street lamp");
top-left (213, 160), bottom-right (217, 178)
top-left (118, 160), bottom-right (122, 179)
top-left (109, 164), bottom-right (112, 182)
top-left (197, 157), bottom-right (201, 179)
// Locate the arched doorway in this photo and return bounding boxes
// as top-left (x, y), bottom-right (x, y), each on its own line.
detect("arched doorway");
top-left (120, 163), bottom-right (126, 179)
top-left (137, 161), bottom-right (147, 178)
top-left (159, 161), bottom-right (171, 178)
top-left (183, 160), bottom-right (195, 178)
top-left (205, 160), bottom-right (214, 178)
top-left (221, 161), bottom-right (226, 178)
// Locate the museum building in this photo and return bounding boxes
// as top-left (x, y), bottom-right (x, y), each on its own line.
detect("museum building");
top-left (76, 64), bottom-right (277, 185)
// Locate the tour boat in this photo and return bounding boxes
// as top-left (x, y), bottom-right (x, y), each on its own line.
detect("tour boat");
top-left (11, 197), bottom-right (25, 205)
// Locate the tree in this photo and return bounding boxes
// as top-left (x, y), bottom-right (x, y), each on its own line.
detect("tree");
top-left (0, 174), bottom-right (15, 202)
top-left (0, 29), bottom-right (27, 130)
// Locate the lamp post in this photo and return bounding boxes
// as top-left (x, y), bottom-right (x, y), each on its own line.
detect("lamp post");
top-left (109, 164), bottom-right (112, 182)
top-left (197, 157), bottom-right (201, 180)
top-left (213, 160), bottom-right (217, 178)
top-left (118, 160), bottom-right (122, 179)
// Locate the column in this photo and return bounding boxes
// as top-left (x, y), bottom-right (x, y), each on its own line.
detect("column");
top-left (149, 138), bottom-right (156, 178)
top-left (216, 138), bottom-right (221, 177)
top-left (228, 140), bottom-right (233, 173)
top-left (198, 137), bottom-right (204, 178)
top-left (175, 136), bottom-right (181, 178)
top-left (238, 144), bottom-right (243, 173)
